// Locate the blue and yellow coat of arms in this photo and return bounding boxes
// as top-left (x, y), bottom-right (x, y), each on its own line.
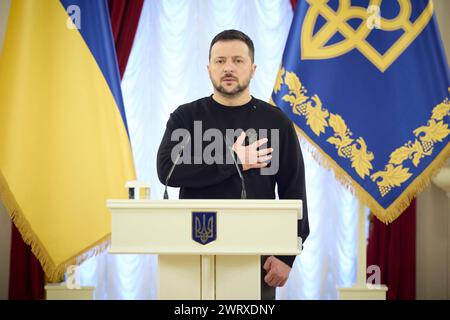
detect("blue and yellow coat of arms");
top-left (192, 211), bottom-right (217, 245)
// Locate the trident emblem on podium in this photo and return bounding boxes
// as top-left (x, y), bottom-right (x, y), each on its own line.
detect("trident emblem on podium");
top-left (192, 212), bottom-right (216, 245)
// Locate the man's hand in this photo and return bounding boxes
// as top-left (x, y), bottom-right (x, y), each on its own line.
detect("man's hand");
top-left (263, 256), bottom-right (291, 287)
top-left (232, 132), bottom-right (273, 171)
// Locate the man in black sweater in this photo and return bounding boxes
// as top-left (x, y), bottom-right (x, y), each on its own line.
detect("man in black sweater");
top-left (157, 29), bottom-right (309, 299)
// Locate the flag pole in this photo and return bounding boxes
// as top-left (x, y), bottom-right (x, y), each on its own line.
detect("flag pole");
top-left (336, 199), bottom-right (387, 299)
top-left (356, 199), bottom-right (367, 286)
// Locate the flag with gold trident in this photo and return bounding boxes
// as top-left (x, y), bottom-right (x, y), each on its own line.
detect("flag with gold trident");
top-left (271, 0), bottom-right (449, 223)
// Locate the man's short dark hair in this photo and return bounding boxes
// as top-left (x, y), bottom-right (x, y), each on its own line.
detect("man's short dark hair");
top-left (209, 29), bottom-right (255, 62)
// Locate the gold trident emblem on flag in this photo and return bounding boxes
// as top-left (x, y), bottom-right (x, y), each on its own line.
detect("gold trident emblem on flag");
top-left (301, 0), bottom-right (434, 72)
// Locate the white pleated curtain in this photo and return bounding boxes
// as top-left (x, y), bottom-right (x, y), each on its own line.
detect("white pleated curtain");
top-left (78, 0), bottom-right (359, 300)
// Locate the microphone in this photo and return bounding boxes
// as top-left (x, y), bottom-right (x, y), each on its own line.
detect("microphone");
top-left (224, 135), bottom-right (247, 199)
top-left (164, 135), bottom-right (191, 199)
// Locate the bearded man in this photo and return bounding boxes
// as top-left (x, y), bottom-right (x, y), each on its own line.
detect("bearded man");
top-left (157, 29), bottom-right (309, 300)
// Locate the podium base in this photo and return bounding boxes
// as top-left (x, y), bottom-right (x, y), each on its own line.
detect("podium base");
top-left (337, 284), bottom-right (388, 300)
top-left (45, 283), bottom-right (95, 300)
top-left (158, 255), bottom-right (260, 300)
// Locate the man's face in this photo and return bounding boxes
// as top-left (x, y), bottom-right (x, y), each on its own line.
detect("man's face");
top-left (208, 40), bottom-right (256, 97)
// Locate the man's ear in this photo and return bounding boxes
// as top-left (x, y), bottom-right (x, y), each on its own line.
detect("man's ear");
top-left (251, 64), bottom-right (257, 78)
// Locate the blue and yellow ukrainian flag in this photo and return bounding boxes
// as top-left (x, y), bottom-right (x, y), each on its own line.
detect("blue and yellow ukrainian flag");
top-left (0, 0), bottom-right (135, 281)
top-left (272, 0), bottom-right (449, 223)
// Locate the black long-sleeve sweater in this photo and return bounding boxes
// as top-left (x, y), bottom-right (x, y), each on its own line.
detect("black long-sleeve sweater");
top-left (157, 95), bottom-right (309, 267)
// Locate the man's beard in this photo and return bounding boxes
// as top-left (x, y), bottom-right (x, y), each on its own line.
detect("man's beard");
top-left (211, 75), bottom-right (251, 97)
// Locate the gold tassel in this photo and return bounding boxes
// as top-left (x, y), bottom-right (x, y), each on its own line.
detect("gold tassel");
top-left (0, 171), bottom-right (111, 282)
top-left (293, 125), bottom-right (450, 224)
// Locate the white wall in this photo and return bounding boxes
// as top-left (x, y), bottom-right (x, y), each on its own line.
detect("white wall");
top-left (0, 0), bottom-right (12, 301)
top-left (417, 184), bottom-right (449, 299)
top-left (434, 0), bottom-right (450, 63)
top-left (0, 0), bottom-right (10, 55)
top-left (415, 0), bottom-right (450, 300)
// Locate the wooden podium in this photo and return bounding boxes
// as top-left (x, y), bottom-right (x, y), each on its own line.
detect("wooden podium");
top-left (107, 199), bottom-right (302, 300)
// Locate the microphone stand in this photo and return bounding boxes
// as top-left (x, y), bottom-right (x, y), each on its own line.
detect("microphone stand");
top-left (164, 135), bottom-right (191, 199)
top-left (224, 135), bottom-right (247, 199)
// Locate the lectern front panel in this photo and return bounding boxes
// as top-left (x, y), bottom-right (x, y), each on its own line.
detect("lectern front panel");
top-left (215, 255), bottom-right (260, 300)
top-left (158, 255), bottom-right (200, 300)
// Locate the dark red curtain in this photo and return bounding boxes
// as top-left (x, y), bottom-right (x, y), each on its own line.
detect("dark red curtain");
top-left (290, 0), bottom-right (298, 11)
top-left (8, 0), bottom-right (143, 300)
top-left (367, 200), bottom-right (416, 300)
top-left (108, 0), bottom-right (144, 79)
top-left (8, 225), bottom-right (45, 300)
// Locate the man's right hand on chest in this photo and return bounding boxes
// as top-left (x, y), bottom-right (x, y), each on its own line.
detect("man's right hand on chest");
top-left (232, 132), bottom-right (273, 171)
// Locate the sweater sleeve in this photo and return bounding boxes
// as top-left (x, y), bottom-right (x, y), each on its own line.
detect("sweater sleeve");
top-left (157, 109), bottom-right (240, 188)
top-left (274, 121), bottom-right (310, 268)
